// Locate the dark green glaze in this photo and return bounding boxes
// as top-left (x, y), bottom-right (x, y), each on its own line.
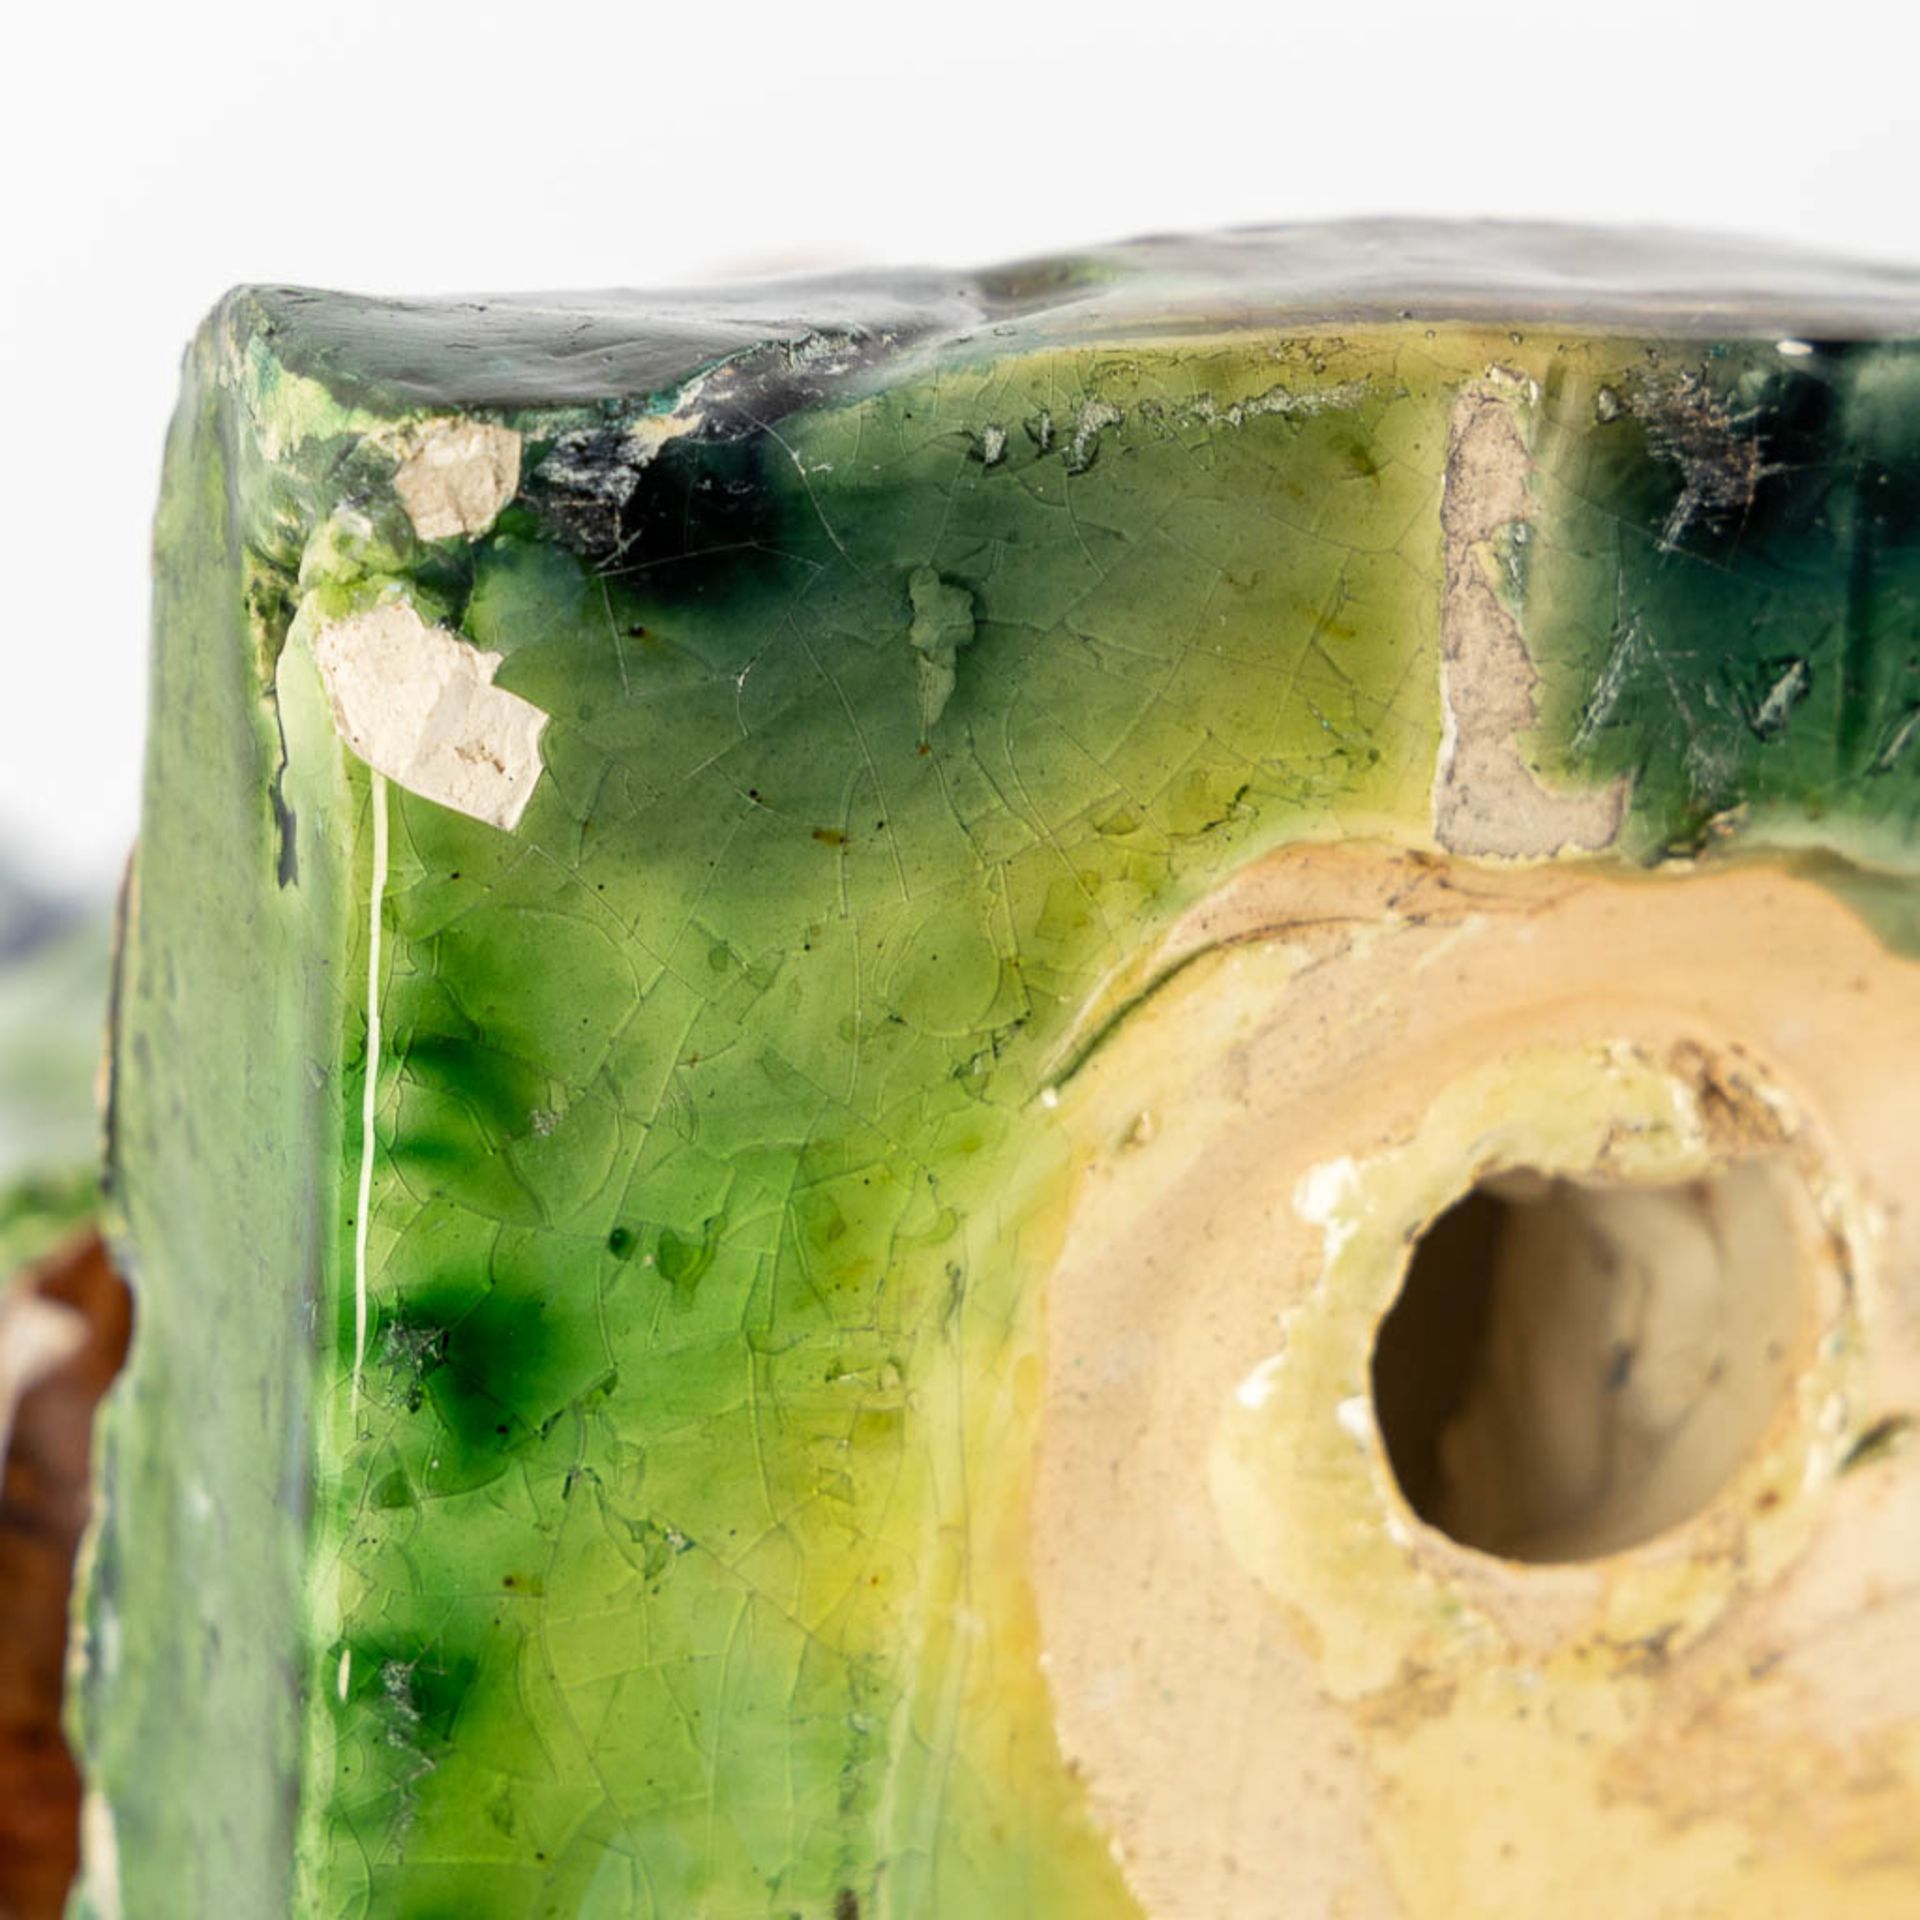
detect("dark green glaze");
top-left (1529, 341), bottom-right (1920, 863)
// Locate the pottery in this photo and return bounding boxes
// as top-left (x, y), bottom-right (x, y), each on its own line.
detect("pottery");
top-left (74, 224), bottom-right (1920, 1918)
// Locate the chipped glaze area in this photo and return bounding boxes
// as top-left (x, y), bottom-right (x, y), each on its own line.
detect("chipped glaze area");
top-left (310, 604), bottom-right (548, 832)
top-left (391, 421), bottom-right (522, 545)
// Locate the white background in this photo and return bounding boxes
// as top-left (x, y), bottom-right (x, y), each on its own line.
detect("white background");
top-left (3, 0), bottom-right (1916, 894)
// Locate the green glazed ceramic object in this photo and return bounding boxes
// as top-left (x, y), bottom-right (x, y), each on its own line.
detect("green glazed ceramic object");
top-left (76, 224), bottom-right (1920, 1919)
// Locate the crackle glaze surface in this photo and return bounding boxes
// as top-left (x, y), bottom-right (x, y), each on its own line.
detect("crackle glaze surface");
top-left (79, 225), bottom-right (1920, 1918)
